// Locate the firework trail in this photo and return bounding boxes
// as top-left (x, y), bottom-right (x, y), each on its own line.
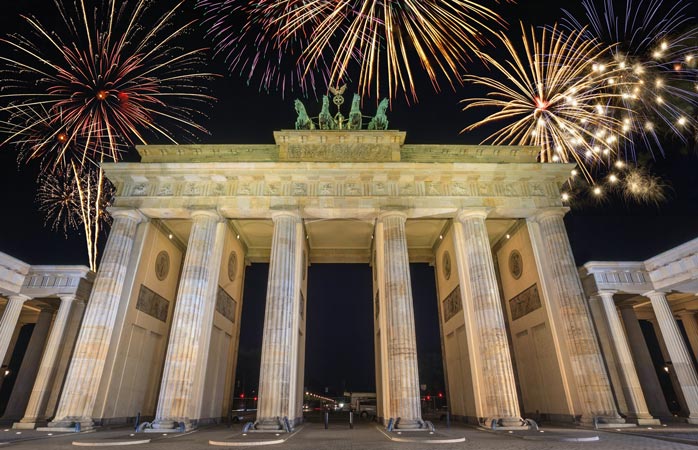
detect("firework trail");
top-left (36, 163), bottom-right (114, 271)
top-left (198, 0), bottom-right (508, 100)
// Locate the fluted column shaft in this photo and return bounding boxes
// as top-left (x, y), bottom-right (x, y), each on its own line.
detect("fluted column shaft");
top-left (679, 312), bottom-right (698, 363)
top-left (256, 212), bottom-right (303, 430)
top-left (593, 292), bottom-right (655, 423)
top-left (50, 209), bottom-right (143, 429)
top-left (647, 291), bottom-right (698, 422)
top-left (153, 211), bottom-right (224, 430)
top-left (453, 210), bottom-right (521, 425)
top-left (528, 209), bottom-right (620, 422)
top-left (619, 306), bottom-right (672, 418)
top-left (18, 296), bottom-right (75, 427)
top-left (379, 212), bottom-right (422, 428)
top-left (0, 296), bottom-right (29, 366)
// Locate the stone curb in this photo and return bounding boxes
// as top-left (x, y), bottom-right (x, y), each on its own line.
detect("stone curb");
top-left (209, 425), bottom-right (303, 447)
top-left (375, 426), bottom-right (466, 444)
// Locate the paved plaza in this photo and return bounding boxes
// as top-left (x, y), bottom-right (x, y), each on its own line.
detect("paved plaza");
top-left (1, 422), bottom-right (698, 449)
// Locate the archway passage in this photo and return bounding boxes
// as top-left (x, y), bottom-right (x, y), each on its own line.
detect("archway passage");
top-left (305, 264), bottom-right (374, 396)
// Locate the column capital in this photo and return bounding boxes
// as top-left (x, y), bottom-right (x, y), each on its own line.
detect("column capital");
top-left (58, 295), bottom-right (77, 303)
top-left (377, 210), bottom-right (407, 222)
top-left (109, 208), bottom-right (146, 223)
top-left (595, 290), bottom-right (617, 299)
top-left (189, 209), bottom-right (222, 221)
top-left (271, 210), bottom-right (301, 222)
top-left (455, 208), bottom-right (490, 223)
top-left (527, 207), bottom-right (570, 222)
top-left (644, 290), bottom-right (667, 300)
top-left (7, 294), bottom-right (31, 303)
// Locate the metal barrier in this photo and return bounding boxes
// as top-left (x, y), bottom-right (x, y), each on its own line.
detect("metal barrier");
top-left (134, 412), bottom-right (141, 431)
top-left (324, 411), bottom-right (329, 429)
top-left (349, 411), bottom-right (354, 429)
top-left (446, 411), bottom-right (451, 429)
top-left (136, 422), bottom-right (151, 432)
top-left (243, 422), bottom-right (254, 433)
top-left (74, 422), bottom-right (81, 432)
top-left (425, 421), bottom-right (435, 432)
top-left (524, 418), bottom-right (539, 431)
top-left (283, 416), bottom-right (292, 433)
top-left (386, 418), bottom-right (395, 432)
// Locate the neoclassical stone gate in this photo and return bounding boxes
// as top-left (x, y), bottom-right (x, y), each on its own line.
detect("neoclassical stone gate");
top-left (42, 129), bottom-right (634, 431)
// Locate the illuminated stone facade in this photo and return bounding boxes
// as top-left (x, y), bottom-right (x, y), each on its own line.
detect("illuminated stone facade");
top-left (4, 129), bottom-right (696, 432)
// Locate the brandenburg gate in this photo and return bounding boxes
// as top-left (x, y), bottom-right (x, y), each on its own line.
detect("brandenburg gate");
top-left (41, 127), bottom-right (635, 431)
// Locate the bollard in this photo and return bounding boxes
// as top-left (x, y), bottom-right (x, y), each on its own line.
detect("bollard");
top-left (446, 411), bottom-right (451, 429)
top-left (324, 411), bottom-right (329, 429)
top-left (349, 411), bottom-right (353, 429)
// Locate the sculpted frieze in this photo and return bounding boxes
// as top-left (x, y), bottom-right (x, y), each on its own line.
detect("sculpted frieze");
top-left (157, 184), bottom-right (173, 196)
top-left (119, 176), bottom-right (559, 202)
top-left (285, 143), bottom-right (393, 161)
top-left (183, 182), bottom-right (204, 196)
top-left (319, 183), bottom-right (334, 196)
top-left (292, 183), bottom-right (308, 196)
top-left (131, 183), bottom-right (148, 196)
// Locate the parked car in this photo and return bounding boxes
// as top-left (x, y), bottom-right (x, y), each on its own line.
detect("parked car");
top-left (357, 399), bottom-right (377, 418)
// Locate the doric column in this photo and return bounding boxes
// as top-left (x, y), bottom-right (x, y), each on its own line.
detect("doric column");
top-left (256, 211), bottom-right (304, 430)
top-left (591, 292), bottom-right (658, 425)
top-left (0, 295), bottom-right (30, 366)
top-left (527, 209), bottom-right (621, 423)
top-left (3, 307), bottom-right (53, 421)
top-left (153, 211), bottom-right (225, 431)
top-left (678, 312), bottom-right (698, 363)
top-left (619, 306), bottom-right (672, 419)
top-left (647, 291), bottom-right (698, 423)
top-left (16, 296), bottom-right (76, 428)
top-left (376, 211), bottom-right (422, 429)
top-left (49, 209), bottom-right (144, 430)
top-left (452, 209), bottom-right (521, 426)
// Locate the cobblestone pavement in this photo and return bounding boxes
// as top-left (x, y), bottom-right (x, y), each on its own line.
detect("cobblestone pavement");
top-left (2, 422), bottom-right (697, 449)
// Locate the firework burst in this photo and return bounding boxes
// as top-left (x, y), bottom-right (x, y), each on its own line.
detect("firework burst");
top-left (562, 0), bottom-right (698, 160)
top-left (0, 0), bottom-right (214, 169)
top-left (462, 23), bottom-right (628, 181)
top-left (198, 0), bottom-right (507, 100)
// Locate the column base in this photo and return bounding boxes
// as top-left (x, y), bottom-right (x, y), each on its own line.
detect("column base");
top-left (395, 417), bottom-right (426, 429)
top-left (480, 417), bottom-right (528, 430)
top-left (254, 417), bottom-right (285, 431)
top-left (686, 417), bottom-right (698, 425)
top-left (45, 417), bottom-right (95, 431)
top-left (579, 414), bottom-right (634, 428)
top-left (634, 417), bottom-right (662, 426)
top-left (13, 421), bottom-right (41, 430)
top-left (149, 418), bottom-right (194, 432)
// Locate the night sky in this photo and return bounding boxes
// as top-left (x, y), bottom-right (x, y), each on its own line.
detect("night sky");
top-left (0, 1), bottom-right (697, 396)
